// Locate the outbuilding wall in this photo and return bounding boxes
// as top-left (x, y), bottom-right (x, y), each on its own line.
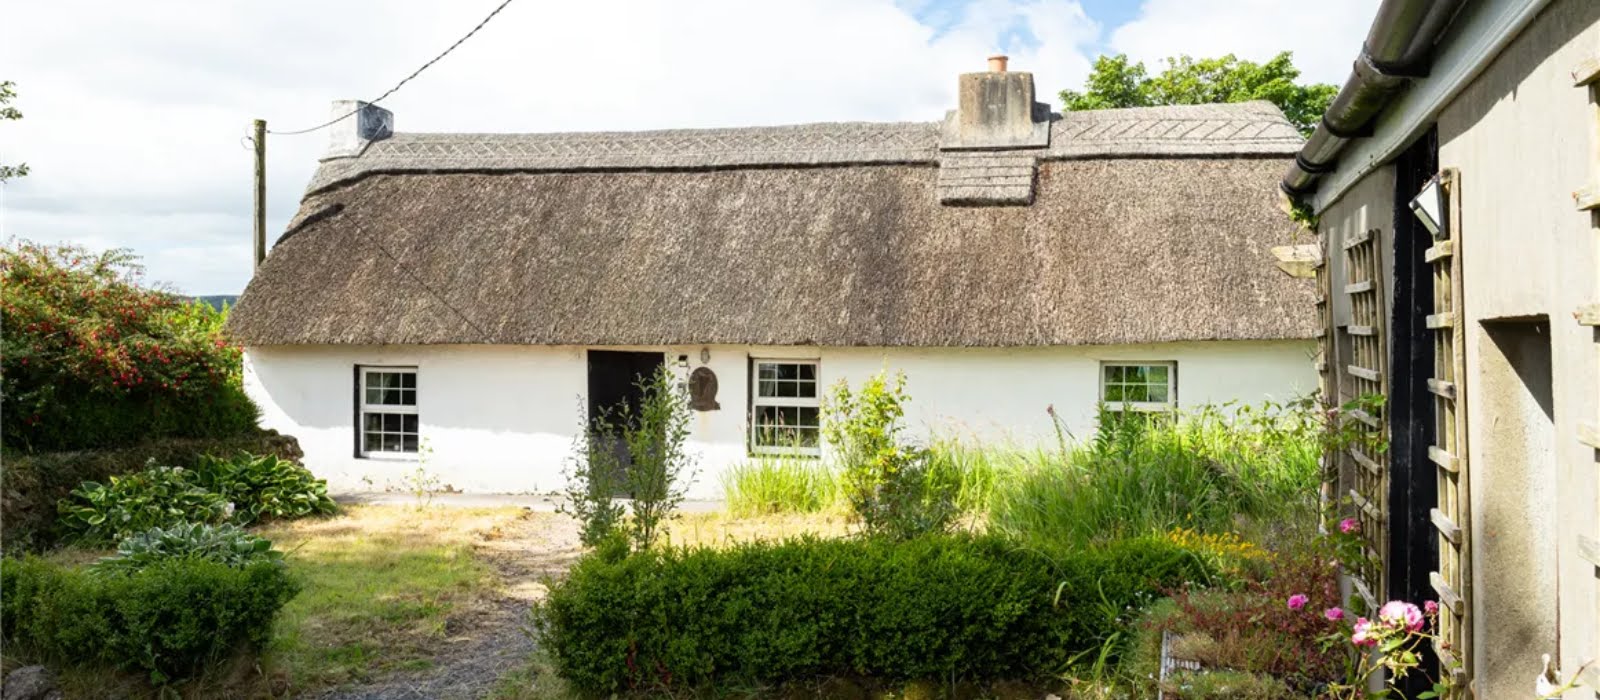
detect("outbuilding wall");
top-left (1312, 0), bottom-right (1600, 694)
top-left (243, 340), bottom-right (1314, 500)
top-left (1436, 0), bottom-right (1600, 694)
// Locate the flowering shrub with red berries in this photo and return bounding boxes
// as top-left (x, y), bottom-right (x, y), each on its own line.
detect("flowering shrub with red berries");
top-left (1, 242), bottom-right (259, 451)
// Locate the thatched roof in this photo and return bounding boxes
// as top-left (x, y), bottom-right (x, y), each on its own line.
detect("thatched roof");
top-left (230, 101), bottom-right (1316, 347)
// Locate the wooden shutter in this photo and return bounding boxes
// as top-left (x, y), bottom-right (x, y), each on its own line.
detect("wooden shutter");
top-left (1342, 227), bottom-right (1388, 602)
top-left (1424, 170), bottom-right (1470, 688)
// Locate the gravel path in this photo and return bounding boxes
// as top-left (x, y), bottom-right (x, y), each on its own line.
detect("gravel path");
top-left (310, 509), bottom-right (584, 700)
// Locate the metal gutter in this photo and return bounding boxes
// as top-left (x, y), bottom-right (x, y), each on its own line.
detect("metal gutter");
top-left (1281, 0), bottom-right (1467, 197)
top-left (1306, 0), bottom-right (1552, 211)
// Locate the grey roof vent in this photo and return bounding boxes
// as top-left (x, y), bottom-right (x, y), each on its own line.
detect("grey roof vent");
top-left (938, 57), bottom-right (1051, 206)
top-left (325, 100), bottom-right (394, 160)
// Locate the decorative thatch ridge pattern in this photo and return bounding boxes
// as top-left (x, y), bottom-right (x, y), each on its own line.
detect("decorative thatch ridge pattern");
top-left (303, 102), bottom-right (1304, 195)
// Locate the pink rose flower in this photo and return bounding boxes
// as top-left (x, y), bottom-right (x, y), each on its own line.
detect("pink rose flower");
top-left (1339, 518), bottom-right (1359, 534)
top-left (1287, 594), bottom-right (1309, 611)
top-left (1379, 601), bottom-right (1425, 633)
top-left (1324, 607), bottom-right (1344, 621)
top-left (1424, 600), bottom-right (1439, 616)
top-left (1351, 617), bottom-right (1378, 647)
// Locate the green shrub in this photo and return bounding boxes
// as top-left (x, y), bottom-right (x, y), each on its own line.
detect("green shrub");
top-left (822, 371), bottom-right (957, 539)
top-left (0, 242), bottom-right (260, 453)
top-left (91, 523), bottom-right (283, 577)
top-left (193, 451), bottom-right (336, 524)
top-left (0, 432), bottom-right (303, 551)
top-left (58, 466), bottom-right (230, 545)
top-left (538, 534), bottom-right (1214, 693)
top-left (1, 555), bottom-right (300, 684)
top-left (721, 456), bottom-right (839, 516)
top-left (988, 400), bottom-right (1320, 548)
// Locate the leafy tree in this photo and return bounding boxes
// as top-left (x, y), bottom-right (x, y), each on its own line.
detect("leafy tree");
top-left (1, 80), bottom-right (27, 182)
top-left (1060, 52), bottom-right (1337, 135)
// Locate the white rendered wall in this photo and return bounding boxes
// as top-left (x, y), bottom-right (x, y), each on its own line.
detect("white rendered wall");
top-left (244, 340), bottom-right (1315, 500)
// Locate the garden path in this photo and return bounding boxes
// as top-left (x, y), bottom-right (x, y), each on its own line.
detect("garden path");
top-left (310, 508), bottom-right (583, 700)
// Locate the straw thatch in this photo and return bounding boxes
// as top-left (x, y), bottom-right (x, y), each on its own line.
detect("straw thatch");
top-left (231, 104), bottom-right (1316, 349)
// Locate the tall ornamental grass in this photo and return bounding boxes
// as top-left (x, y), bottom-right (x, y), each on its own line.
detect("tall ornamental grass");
top-left (987, 400), bottom-right (1321, 548)
top-left (721, 455), bottom-right (840, 517)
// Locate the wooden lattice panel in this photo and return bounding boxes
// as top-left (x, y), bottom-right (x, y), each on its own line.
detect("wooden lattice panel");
top-left (1315, 253), bottom-right (1337, 527)
top-left (1424, 170), bottom-right (1470, 688)
top-left (1342, 227), bottom-right (1388, 600)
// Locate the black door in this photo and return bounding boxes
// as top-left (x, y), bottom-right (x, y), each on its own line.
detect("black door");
top-left (586, 350), bottom-right (665, 491)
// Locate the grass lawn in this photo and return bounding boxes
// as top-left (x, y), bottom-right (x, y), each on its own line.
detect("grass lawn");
top-left (252, 505), bottom-right (512, 692)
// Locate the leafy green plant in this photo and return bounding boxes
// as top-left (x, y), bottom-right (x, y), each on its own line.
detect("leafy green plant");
top-left (0, 241), bottom-right (260, 452)
top-left (193, 451), bottom-right (336, 524)
top-left (559, 367), bottom-right (697, 550)
top-left (617, 366), bottom-right (695, 550)
top-left (57, 465), bottom-right (229, 545)
top-left (1, 555), bottom-right (299, 684)
top-left (91, 522), bottom-right (283, 576)
top-left (822, 370), bottom-right (956, 539)
top-left (537, 534), bottom-right (1214, 694)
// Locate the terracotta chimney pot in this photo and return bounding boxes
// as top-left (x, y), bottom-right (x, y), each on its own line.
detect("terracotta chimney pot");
top-left (988, 55), bottom-right (1009, 72)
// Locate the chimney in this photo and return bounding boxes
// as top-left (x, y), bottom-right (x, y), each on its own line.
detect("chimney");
top-left (936, 57), bottom-right (1052, 206)
top-left (325, 100), bottom-right (394, 159)
top-left (942, 56), bottom-right (1049, 149)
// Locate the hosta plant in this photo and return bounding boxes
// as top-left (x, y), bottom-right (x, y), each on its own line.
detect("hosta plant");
top-left (92, 522), bottom-right (283, 576)
top-left (58, 465), bottom-right (230, 544)
top-left (195, 451), bottom-right (336, 524)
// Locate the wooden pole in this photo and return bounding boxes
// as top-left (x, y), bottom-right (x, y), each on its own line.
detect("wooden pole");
top-left (252, 119), bottom-right (266, 271)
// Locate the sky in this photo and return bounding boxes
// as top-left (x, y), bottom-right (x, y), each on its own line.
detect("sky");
top-left (0, 0), bottom-right (1380, 295)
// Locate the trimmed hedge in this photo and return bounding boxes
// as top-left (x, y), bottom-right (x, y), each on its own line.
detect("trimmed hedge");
top-left (0, 432), bottom-right (303, 550)
top-left (538, 534), bottom-right (1214, 693)
top-left (0, 555), bottom-right (299, 683)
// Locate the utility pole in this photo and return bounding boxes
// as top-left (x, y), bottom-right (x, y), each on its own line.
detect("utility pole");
top-left (252, 119), bottom-right (266, 272)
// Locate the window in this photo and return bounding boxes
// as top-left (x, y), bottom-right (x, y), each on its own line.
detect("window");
top-left (359, 367), bottom-right (418, 457)
top-left (1100, 362), bottom-right (1176, 411)
top-left (750, 360), bottom-right (820, 455)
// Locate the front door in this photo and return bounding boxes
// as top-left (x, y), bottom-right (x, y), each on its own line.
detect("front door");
top-left (585, 350), bottom-right (665, 492)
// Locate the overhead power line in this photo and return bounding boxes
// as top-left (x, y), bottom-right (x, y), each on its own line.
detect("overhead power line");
top-left (268, 0), bottom-right (517, 136)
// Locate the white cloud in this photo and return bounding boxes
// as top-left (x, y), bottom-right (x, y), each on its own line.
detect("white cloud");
top-left (1108, 0), bottom-right (1382, 85)
top-left (1, 0), bottom-right (1101, 294)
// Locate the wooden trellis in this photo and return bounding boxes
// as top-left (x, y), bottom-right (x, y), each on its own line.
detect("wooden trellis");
top-left (1342, 227), bottom-right (1388, 601)
top-left (1315, 251), bottom-right (1337, 527)
top-left (1424, 170), bottom-right (1470, 688)
top-left (1573, 53), bottom-right (1600, 693)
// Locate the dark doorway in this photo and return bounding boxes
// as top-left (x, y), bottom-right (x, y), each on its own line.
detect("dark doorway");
top-left (587, 350), bottom-right (664, 428)
top-left (1387, 128), bottom-right (1440, 697)
top-left (586, 350), bottom-right (665, 491)
top-left (1387, 127), bottom-right (1440, 608)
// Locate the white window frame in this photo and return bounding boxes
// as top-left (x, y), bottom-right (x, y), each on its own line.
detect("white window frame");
top-left (750, 359), bottom-right (822, 457)
top-left (358, 366), bottom-right (419, 459)
top-left (1098, 361), bottom-right (1177, 412)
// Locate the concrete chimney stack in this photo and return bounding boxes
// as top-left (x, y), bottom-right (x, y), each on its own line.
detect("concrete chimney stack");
top-left (325, 100), bottom-right (394, 159)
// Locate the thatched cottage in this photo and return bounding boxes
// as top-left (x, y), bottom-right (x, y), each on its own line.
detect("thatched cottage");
top-left (1282, 0), bottom-right (1599, 695)
top-left (228, 59), bottom-right (1317, 499)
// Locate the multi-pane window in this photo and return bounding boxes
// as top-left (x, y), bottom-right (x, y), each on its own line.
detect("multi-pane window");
top-left (1100, 362), bottom-right (1176, 410)
top-left (359, 367), bottom-right (418, 456)
top-left (750, 360), bottom-right (820, 455)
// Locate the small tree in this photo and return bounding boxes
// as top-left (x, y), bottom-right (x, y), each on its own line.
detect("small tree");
top-left (619, 366), bottom-right (694, 549)
top-left (559, 366), bottom-right (695, 550)
top-left (822, 370), bottom-right (955, 539)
